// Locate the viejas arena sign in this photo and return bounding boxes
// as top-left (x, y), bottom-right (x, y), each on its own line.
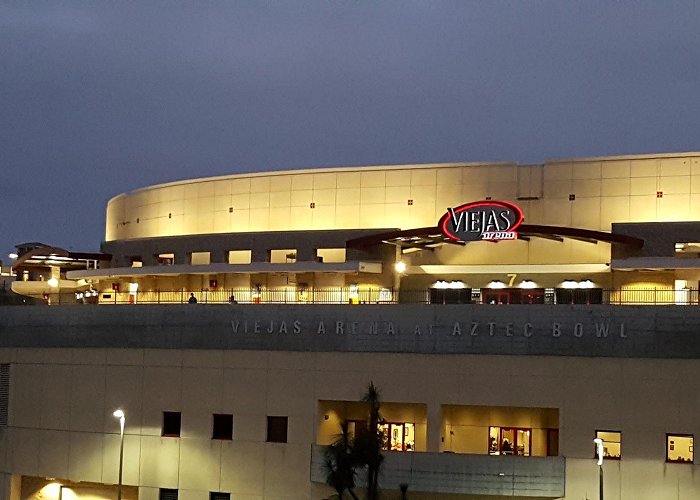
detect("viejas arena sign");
top-left (439, 200), bottom-right (523, 242)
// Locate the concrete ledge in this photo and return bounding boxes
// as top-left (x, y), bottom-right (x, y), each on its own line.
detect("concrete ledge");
top-left (1, 304), bottom-right (700, 358)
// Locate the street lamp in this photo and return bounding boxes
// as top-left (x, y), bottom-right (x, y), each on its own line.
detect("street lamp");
top-left (113, 409), bottom-right (125, 500)
top-left (594, 437), bottom-right (604, 500)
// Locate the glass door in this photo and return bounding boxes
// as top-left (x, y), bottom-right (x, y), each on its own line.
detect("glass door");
top-left (489, 426), bottom-right (531, 456)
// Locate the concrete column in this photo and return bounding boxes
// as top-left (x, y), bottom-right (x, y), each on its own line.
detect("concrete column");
top-left (0, 473), bottom-right (22, 500)
top-left (426, 402), bottom-right (443, 452)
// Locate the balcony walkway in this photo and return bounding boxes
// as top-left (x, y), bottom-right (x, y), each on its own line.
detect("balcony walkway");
top-left (310, 444), bottom-right (566, 497)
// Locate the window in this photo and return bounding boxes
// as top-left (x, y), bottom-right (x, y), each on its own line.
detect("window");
top-left (489, 426), bottom-right (531, 456)
top-left (270, 249), bottom-right (297, 264)
top-left (316, 248), bottom-right (346, 263)
top-left (595, 430), bottom-right (621, 459)
top-left (348, 419), bottom-right (414, 452)
top-left (162, 411), bottom-right (181, 437)
top-left (190, 251), bottom-right (211, 265)
top-left (266, 416), bottom-right (288, 443)
top-left (157, 253), bottom-right (175, 265)
top-left (667, 434), bottom-right (693, 463)
top-left (209, 493), bottom-right (230, 500)
top-left (379, 422), bottom-right (415, 452)
top-left (212, 414), bottom-right (233, 440)
top-left (159, 489), bottom-right (178, 500)
top-left (0, 364), bottom-right (9, 426)
top-left (228, 250), bottom-right (252, 264)
top-left (675, 242), bottom-right (700, 257)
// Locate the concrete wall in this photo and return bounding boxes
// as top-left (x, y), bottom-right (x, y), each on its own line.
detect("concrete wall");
top-left (3, 304), bottom-right (700, 498)
top-left (2, 304), bottom-right (700, 359)
top-left (2, 347), bottom-right (700, 499)
top-left (105, 153), bottom-right (700, 244)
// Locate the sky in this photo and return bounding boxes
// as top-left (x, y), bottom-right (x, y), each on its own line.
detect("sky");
top-left (2, 1), bottom-right (700, 257)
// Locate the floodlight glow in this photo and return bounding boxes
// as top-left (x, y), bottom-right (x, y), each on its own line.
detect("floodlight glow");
top-left (487, 280), bottom-right (506, 289)
top-left (579, 279), bottom-right (595, 289)
top-left (433, 280), bottom-right (466, 289)
top-left (8, 253), bottom-right (18, 259)
top-left (113, 409), bottom-right (124, 419)
top-left (561, 280), bottom-right (578, 289)
top-left (394, 261), bottom-right (407, 273)
top-left (47, 278), bottom-right (59, 288)
top-left (520, 280), bottom-right (537, 289)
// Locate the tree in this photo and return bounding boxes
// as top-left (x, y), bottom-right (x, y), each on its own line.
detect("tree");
top-left (359, 382), bottom-right (384, 500)
top-left (324, 420), bottom-right (360, 499)
top-left (324, 382), bottom-right (385, 500)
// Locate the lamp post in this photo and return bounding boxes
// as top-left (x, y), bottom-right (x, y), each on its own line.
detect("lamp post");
top-left (594, 437), bottom-right (604, 500)
top-left (113, 409), bottom-right (125, 500)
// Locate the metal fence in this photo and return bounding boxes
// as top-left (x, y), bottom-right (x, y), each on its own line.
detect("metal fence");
top-left (37, 287), bottom-right (700, 306)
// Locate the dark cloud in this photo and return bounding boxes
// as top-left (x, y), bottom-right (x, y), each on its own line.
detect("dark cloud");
top-left (2, 1), bottom-right (700, 254)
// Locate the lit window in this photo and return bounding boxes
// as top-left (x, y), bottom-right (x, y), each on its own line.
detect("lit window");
top-left (190, 252), bottom-right (211, 265)
top-left (489, 426), bottom-right (531, 456)
top-left (228, 250), bottom-right (252, 264)
top-left (316, 248), bottom-right (346, 263)
top-left (270, 249), bottom-right (297, 264)
top-left (675, 243), bottom-right (700, 256)
top-left (667, 434), bottom-right (693, 463)
top-left (595, 430), bottom-right (621, 459)
top-left (378, 422), bottom-right (415, 452)
top-left (157, 253), bottom-right (175, 265)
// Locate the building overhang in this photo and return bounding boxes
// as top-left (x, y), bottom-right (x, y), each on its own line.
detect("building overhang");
top-left (66, 260), bottom-right (383, 280)
top-left (347, 224), bottom-right (645, 251)
top-left (411, 263), bottom-right (610, 275)
top-left (611, 257), bottom-right (700, 271)
top-left (12, 245), bottom-right (111, 272)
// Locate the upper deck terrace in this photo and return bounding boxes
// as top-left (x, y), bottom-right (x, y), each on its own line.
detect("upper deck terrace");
top-left (22, 285), bottom-right (700, 306)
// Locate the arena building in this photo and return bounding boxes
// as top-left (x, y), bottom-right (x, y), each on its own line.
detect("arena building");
top-left (2, 151), bottom-right (700, 500)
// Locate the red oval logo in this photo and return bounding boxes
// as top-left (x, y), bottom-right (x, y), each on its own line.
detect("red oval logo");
top-left (438, 201), bottom-right (523, 242)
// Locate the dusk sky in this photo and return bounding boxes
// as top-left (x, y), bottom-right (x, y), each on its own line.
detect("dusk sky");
top-left (2, 1), bottom-right (700, 258)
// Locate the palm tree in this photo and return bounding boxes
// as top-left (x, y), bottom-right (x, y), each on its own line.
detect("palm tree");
top-left (324, 420), bottom-right (360, 500)
top-left (324, 382), bottom-right (385, 500)
top-left (358, 382), bottom-right (384, 500)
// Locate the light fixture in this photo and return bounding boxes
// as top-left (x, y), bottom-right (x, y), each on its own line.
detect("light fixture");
top-left (594, 437), bottom-right (604, 466)
top-left (394, 261), bottom-right (407, 273)
top-left (432, 280), bottom-right (467, 289)
top-left (594, 437), bottom-right (604, 499)
top-left (561, 280), bottom-right (578, 289)
top-left (519, 280), bottom-right (537, 289)
top-left (113, 409), bottom-right (125, 500)
top-left (47, 278), bottom-right (59, 288)
top-left (487, 280), bottom-right (506, 289)
top-left (579, 279), bottom-right (595, 289)
top-left (8, 253), bottom-right (18, 259)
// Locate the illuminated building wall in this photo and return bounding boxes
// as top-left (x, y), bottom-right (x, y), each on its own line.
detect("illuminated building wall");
top-left (106, 153), bottom-right (700, 243)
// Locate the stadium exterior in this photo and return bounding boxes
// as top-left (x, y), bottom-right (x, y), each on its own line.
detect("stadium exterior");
top-left (3, 151), bottom-right (700, 500)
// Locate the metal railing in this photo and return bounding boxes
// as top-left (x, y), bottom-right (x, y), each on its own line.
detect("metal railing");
top-left (33, 287), bottom-right (700, 306)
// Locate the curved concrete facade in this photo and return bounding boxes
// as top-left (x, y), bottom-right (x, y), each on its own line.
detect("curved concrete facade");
top-left (105, 153), bottom-right (700, 242)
